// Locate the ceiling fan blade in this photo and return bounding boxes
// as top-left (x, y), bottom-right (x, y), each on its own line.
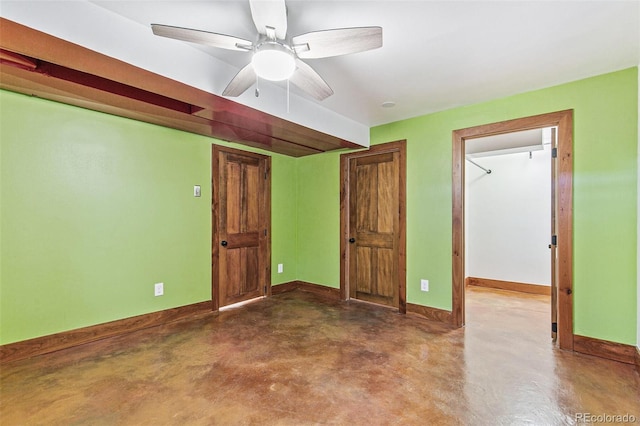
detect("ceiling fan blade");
top-left (249, 0), bottom-right (287, 40)
top-left (151, 24), bottom-right (253, 51)
top-left (292, 27), bottom-right (382, 59)
top-left (222, 63), bottom-right (257, 97)
top-left (289, 59), bottom-right (333, 101)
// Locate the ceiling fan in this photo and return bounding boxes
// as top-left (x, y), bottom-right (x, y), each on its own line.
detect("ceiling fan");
top-left (151, 0), bottom-right (382, 101)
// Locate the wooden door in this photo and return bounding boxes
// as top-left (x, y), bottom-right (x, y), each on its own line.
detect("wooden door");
top-left (341, 141), bottom-right (406, 311)
top-left (550, 127), bottom-right (558, 341)
top-left (212, 146), bottom-right (270, 309)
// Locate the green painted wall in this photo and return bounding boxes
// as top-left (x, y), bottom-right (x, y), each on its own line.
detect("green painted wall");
top-left (296, 154), bottom-right (341, 287)
top-left (296, 68), bottom-right (638, 345)
top-left (2, 67), bottom-right (638, 347)
top-left (0, 90), bottom-right (297, 345)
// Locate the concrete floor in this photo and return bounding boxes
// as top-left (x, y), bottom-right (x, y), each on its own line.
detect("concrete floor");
top-left (1, 287), bottom-right (638, 425)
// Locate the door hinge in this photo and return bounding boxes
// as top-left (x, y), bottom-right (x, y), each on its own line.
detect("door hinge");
top-left (551, 235), bottom-right (557, 246)
top-left (264, 170), bottom-right (269, 180)
top-left (264, 229), bottom-right (267, 236)
top-left (552, 322), bottom-right (557, 333)
top-left (552, 147), bottom-right (558, 158)
top-left (264, 285), bottom-right (267, 294)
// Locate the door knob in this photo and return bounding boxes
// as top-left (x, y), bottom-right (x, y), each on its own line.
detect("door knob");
top-left (349, 238), bottom-right (356, 243)
top-left (221, 240), bottom-right (228, 247)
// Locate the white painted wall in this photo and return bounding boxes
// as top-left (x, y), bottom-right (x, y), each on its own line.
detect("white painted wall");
top-left (465, 145), bottom-right (551, 285)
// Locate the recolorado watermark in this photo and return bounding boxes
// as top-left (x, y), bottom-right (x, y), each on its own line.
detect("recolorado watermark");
top-left (575, 413), bottom-right (637, 423)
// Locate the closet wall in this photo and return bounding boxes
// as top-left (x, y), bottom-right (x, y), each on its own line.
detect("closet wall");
top-left (465, 145), bottom-right (551, 286)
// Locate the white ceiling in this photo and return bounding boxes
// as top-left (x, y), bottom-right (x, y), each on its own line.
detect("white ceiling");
top-left (2, 0), bottom-right (639, 145)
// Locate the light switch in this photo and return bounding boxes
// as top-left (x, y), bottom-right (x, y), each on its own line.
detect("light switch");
top-left (194, 185), bottom-right (201, 197)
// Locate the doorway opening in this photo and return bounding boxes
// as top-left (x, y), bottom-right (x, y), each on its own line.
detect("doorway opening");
top-left (452, 110), bottom-right (574, 350)
top-left (464, 127), bottom-right (556, 342)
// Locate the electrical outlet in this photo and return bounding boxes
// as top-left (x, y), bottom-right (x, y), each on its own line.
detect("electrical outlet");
top-left (420, 279), bottom-right (429, 292)
top-left (277, 264), bottom-right (283, 274)
top-left (154, 282), bottom-right (164, 296)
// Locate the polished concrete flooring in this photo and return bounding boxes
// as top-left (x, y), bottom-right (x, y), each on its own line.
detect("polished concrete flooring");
top-left (1, 287), bottom-right (638, 425)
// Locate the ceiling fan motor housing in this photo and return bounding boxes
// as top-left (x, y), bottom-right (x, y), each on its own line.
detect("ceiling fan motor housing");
top-left (251, 40), bottom-right (296, 81)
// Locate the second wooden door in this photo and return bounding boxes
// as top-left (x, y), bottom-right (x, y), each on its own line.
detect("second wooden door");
top-left (343, 141), bottom-right (406, 310)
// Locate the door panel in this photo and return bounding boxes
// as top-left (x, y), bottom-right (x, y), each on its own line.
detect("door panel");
top-left (226, 161), bottom-right (242, 233)
top-left (356, 164), bottom-right (377, 232)
top-left (244, 247), bottom-right (259, 293)
top-left (224, 249), bottom-right (242, 298)
top-left (356, 246), bottom-right (372, 293)
top-left (213, 146), bottom-right (270, 309)
top-left (377, 161), bottom-right (395, 233)
top-left (376, 248), bottom-right (394, 298)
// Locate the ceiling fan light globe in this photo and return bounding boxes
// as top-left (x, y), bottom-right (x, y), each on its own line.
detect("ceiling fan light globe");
top-left (252, 45), bottom-right (295, 81)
